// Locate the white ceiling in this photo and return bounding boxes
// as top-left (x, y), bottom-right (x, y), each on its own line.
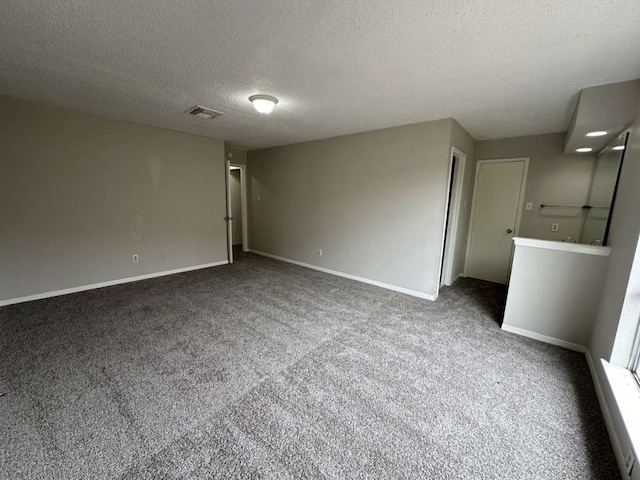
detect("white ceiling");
top-left (1, 1), bottom-right (639, 150)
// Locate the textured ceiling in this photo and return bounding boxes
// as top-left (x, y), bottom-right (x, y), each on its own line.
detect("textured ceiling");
top-left (1, 1), bottom-right (639, 150)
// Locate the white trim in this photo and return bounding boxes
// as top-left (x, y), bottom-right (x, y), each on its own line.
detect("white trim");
top-left (587, 355), bottom-right (628, 478)
top-left (250, 250), bottom-right (437, 301)
top-left (0, 261), bottom-right (229, 307)
top-left (463, 157), bottom-right (529, 283)
top-left (230, 163), bottom-right (249, 252)
top-left (513, 237), bottom-right (612, 256)
top-left (440, 147), bottom-right (467, 287)
top-left (225, 160), bottom-right (234, 263)
top-left (500, 324), bottom-right (587, 353)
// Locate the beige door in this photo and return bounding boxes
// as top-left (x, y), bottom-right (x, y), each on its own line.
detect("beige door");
top-left (465, 159), bottom-right (527, 284)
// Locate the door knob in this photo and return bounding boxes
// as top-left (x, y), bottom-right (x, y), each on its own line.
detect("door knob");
top-left (506, 228), bottom-right (513, 234)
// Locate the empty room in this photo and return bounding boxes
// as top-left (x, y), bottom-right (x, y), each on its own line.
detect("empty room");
top-left (2, 1), bottom-right (640, 479)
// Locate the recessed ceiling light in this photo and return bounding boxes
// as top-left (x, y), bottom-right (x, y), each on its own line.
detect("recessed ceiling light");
top-left (249, 95), bottom-right (278, 114)
top-left (576, 148), bottom-right (593, 153)
top-left (586, 131), bottom-right (608, 137)
top-left (612, 145), bottom-right (625, 151)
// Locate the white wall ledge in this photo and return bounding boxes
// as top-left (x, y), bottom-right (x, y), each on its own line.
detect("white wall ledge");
top-left (602, 359), bottom-right (640, 469)
top-left (513, 237), bottom-right (612, 256)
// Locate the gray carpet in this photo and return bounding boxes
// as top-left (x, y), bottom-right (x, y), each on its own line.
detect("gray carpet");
top-left (0, 251), bottom-right (619, 479)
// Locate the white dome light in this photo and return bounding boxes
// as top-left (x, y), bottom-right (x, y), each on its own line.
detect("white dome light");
top-left (585, 131), bottom-right (608, 137)
top-left (576, 147), bottom-right (593, 153)
top-left (249, 95), bottom-right (278, 114)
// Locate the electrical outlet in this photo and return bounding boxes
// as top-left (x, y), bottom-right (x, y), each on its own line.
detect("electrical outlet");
top-left (625, 448), bottom-right (635, 476)
top-left (318, 249), bottom-right (323, 256)
top-left (132, 254), bottom-right (139, 263)
top-left (525, 202), bottom-right (533, 210)
top-left (551, 223), bottom-right (559, 232)
top-left (256, 194), bottom-right (261, 201)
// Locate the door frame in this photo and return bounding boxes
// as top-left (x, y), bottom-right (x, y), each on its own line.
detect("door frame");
top-left (439, 147), bottom-right (467, 287)
top-left (225, 160), bottom-right (234, 263)
top-left (225, 162), bottom-right (249, 264)
top-left (230, 163), bottom-right (249, 252)
top-left (463, 157), bottom-right (529, 281)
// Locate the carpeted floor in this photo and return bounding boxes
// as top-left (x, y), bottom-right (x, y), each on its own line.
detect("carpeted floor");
top-left (0, 251), bottom-right (619, 479)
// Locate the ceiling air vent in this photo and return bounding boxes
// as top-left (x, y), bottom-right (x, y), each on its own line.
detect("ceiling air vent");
top-left (185, 105), bottom-right (225, 120)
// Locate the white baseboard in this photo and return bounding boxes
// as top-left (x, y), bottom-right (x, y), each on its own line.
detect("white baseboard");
top-left (585, 351), bottom-right (626, 478)
top-left (443, 272), bottom-right (463, 287)
top-left (500, 324), bottom-right (587, 353)
top-left (0, 260), bottom-right (229, 307)
top-left (249, 250), bottom-right (437, 301)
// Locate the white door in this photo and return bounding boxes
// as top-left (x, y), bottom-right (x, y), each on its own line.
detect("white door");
top-left (465, 158), bottom-right (528, 284)
top-left (440, 148), bottom-right (467, 287)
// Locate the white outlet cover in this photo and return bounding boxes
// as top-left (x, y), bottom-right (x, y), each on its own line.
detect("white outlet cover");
top-left (625, 449), bottom-right (635, 475)
top-left (525, 202), bottom-right (533, 210)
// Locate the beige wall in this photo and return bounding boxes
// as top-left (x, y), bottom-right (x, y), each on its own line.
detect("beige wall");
top-left (225, 147), bottom-right (247, 165)
top-left (589, 102), bottom-right (640, 467)
top-left (476, 133), bottom-right (596, 242)
top-left (0, 96), bottom-right (227, 302)
top-left (503, 243), bottom-right (609, 346)
top-left (247, 118), bottom-right (458, 297)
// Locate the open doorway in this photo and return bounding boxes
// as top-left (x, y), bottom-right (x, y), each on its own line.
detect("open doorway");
top-left (225, 161), bottom-right (248, 264)
top-left (439, 147), bottom-right (467, 287)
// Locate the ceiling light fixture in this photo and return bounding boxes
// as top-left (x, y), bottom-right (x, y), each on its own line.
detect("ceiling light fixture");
top-left (249, 95), bottom-right (278, 114)
top-left (586, 131), bottom-right (608, 137)
top-left (576, 147), bottom-right (593, 153)
top-left (612, 145), bottom-right (625, 151)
